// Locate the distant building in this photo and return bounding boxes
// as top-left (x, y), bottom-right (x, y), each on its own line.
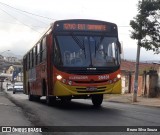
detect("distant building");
top-left (0, 53), bottom-right (23, 82)
top-left (0, 55), bottom-right (9, 73)
top-left (5, 56), bottom-right (19, 63)
top-left (0, 55), bottom-right (4, 62)
top-left (5, 65), bottom-right (23, 82)
top-left (120, 59), bottom-right (160, 95)
top-left (5, 65), bottom-right (14, 75)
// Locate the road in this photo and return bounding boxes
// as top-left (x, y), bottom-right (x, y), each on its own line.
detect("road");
top-left (3, 89), bottom-right (160, 135)
top-left (0, 91), bottom-right (41, 135)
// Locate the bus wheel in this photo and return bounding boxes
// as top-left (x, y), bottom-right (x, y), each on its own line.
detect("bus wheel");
top-left (28, 93), bottom-right (34, 101)
top-left (60, 96), bottom-right (71, 103)
top-left (35, 96), bottom-right (40, 101)
top-left (28, 84), bottom-right (34, 101)
top-left (91, 94), bottom-right (103, 107)
top-left (46, 96), bottom-right (56, 106)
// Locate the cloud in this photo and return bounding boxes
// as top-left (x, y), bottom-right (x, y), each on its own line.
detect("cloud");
top-left (0, 24), bottom-right (44, 55)
top-left (0, 0), bottom-right (159, 61)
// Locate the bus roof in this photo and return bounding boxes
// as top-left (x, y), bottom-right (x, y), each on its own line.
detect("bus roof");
top-left (52, 19), bottom-right (117, 26)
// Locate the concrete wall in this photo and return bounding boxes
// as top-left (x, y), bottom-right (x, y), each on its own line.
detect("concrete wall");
top-left (131, 75), bottom-right (143, 96)
top-left (142, 70), bottom-right (159, 97)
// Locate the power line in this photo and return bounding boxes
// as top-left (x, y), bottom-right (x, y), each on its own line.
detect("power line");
top-left (0, 1), bottom-right (133, 29)
top-left (0, 7), bottom-right (41, 33)
top-left (0, 1), bottom-right (52, 28)
top-left (0, 1), bottom-right (55, 20)
top-left (0, 20), bottom-right (47, 28)
top-left (5, 5), bottom-right (50, 26)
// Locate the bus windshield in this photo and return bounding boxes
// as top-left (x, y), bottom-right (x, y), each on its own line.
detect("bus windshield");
top-left (54, 35), bottom-right (120, 67)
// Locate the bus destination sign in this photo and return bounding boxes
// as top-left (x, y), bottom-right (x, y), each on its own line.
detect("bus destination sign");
top-left (63, 23), bottom-right (107, 31)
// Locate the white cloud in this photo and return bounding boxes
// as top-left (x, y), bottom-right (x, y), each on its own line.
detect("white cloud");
top-left (0, 0), bottom-right (159, 60)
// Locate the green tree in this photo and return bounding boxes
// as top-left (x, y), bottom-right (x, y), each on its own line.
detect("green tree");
top-left (130, 0), bottom-right (160, 54)
top-left (130, 0), bottom-right (160, 102)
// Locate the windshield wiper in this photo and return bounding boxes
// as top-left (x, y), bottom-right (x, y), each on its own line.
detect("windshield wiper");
top-left (72, 35), bottom-right (85, 50)
top-left (71, 34), bottom-right (86, 58)
top-left (95, 35), bottom-right (105, 50)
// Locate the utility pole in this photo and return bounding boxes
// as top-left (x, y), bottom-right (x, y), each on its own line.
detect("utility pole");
top-left (133, 39), bottom-right (141, 102)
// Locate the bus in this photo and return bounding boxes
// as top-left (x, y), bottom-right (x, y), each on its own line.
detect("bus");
top-left (23, 19), bottom-right (121, 107)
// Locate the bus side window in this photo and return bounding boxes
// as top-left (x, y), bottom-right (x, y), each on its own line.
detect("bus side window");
top-left (40, 41), bottom-right (42, 63)
top-left (42, 37), bottom-right (46, 61)
top-left (35, 45), bottom-right (38, 65)
top-left (27, 54), bottom-right (29, 70)
top-left (33, 47), bottom-right (36, 67)
top-left (29, 52), bottom-right (31, 69)
top-left (31, 49), bottom-right (34, 68)
top-left (37, 43), bottom-right (40, 64)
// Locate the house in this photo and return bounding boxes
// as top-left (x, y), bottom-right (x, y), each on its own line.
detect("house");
top-left (120, 60), bottom-right (160, 96)
top-left (0, 55), bottom-right (4, 62)
top-left (5, 65), bottom-right (23, 82)
top-left (5, 56), bottom-right (19, 63)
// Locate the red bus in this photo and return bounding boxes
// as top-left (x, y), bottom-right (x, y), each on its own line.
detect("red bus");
top-left (23, 19), bottom-right (121, 107)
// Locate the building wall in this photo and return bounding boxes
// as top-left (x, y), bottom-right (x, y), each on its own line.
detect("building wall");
top-left (6, 66), bottom-right (14, 74)
top-left (0, 55), bottom-right (4, 62)
top-left (121, 76), bottom-right (126, 94)
top-left (5, 57), bottom-right (19, 63)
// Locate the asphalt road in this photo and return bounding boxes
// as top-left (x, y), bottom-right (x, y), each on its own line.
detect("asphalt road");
top-left (3, 90), bottom-right (160, 135)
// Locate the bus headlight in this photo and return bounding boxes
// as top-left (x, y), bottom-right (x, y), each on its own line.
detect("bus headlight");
top-left (57, 75), bottom-right (62, 80)
top-left (117, 74), bottom-right (121, 79)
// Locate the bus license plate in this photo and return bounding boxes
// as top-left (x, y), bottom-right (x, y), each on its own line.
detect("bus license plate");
top-left (86, 87), bottom-right (97, 91)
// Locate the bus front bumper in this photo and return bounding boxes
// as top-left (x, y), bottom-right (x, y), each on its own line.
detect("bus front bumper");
top-left (53, 80), bottom-right (121, 96)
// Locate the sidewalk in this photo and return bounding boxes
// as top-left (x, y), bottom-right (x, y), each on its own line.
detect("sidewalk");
top-left (104, 94), bottom-right (160, 107)
top-left (0, 91), bottom-right (33, 126)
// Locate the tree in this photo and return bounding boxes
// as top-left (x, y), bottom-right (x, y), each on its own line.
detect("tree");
top-left (130, 0), bottom-right (160, 54)
top-left (130, 0), bottom-right (160, 102)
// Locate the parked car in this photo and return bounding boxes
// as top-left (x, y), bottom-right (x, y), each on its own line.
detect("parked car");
top-left (13, 82), bottom-right (23, 94)
top-left (6, 82), bottom-right (13, 91)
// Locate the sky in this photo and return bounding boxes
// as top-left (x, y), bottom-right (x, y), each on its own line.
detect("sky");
top-left (0, 0), bottom-right (159, 61)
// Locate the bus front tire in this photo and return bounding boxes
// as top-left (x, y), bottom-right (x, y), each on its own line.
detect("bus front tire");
top-left (46, 96), bottom-right (56, 106)
top-left (91, 94), bottom-right (103, 107)
top-left (60, 96), bottom-right (71, 103)
top-left (29, 94), bottom-right (40, 101)
top-left (28, 94), bottom-right (34, 101)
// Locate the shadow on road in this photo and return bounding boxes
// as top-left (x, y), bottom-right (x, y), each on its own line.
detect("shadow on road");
top-left (34, 98), bottom-right (120, 116)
